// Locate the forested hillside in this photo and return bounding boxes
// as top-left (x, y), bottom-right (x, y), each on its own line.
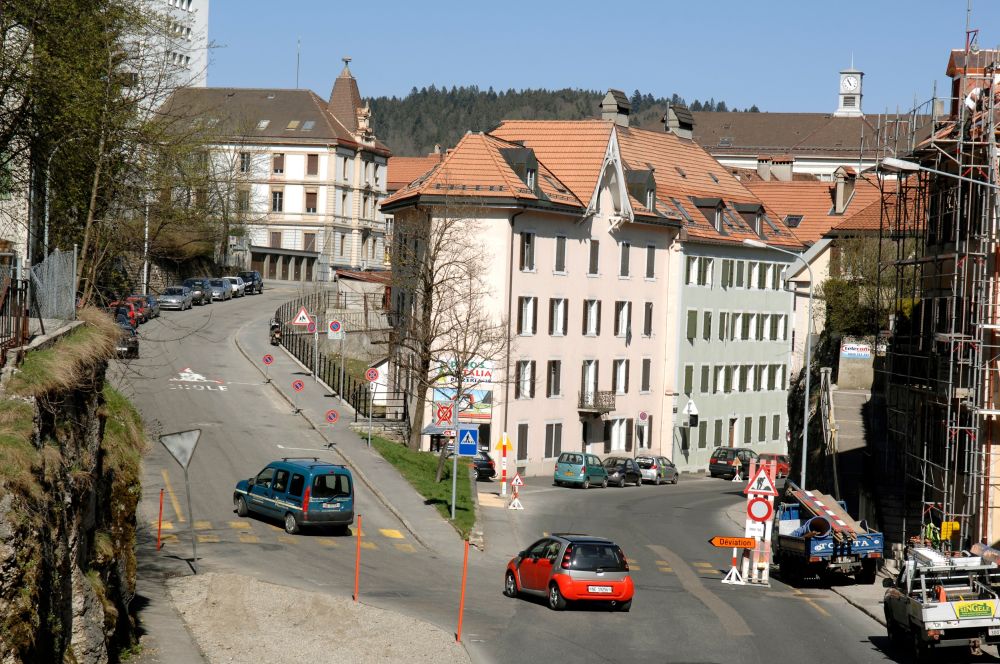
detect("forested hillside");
top-left (369, 87), bottom-right (759, 156)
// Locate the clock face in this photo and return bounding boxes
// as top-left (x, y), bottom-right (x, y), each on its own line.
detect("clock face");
top-left (842, 76), bottom-right (859, 92)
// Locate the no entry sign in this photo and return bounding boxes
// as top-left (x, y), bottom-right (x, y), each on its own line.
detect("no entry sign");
top-left (292, 379), bottom-right (305, 393)
top-left (747, 497), bottom-right (773, 523)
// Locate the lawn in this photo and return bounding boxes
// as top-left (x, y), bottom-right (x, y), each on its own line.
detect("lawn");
top-left (369, 435), bottom-right (476, 537)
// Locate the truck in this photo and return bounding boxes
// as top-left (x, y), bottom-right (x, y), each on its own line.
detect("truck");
top-left (772, 483), bottom-right (884, 584)
top-left (884, 547), bottom-right (1000, 660)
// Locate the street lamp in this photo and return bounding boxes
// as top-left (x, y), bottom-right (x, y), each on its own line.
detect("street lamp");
top-left (743, 238), bottom-right (814, 489)
top-left (879, 156), bottom-right (1000, 190)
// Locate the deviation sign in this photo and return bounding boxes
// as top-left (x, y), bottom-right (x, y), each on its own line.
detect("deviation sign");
top-left (708, 536), bottom-right (756, 549)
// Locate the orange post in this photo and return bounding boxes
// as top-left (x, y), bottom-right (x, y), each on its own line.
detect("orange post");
top-left (156, 488), bottom-right (164, 551)
top-left (353, 514), bottom-right (362, 602)
top-left (456, 539), bottom-right (470, 642)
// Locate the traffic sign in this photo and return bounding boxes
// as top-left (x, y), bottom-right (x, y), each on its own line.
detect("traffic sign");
top-left (262, 354), bottom-right (274, 366)
top-left (708, 536), bottom-right (756, 549)
top-left (435, 403), bottom-right (455, 427)
top-left (638, 410), bottom-right (649, 422)
top-left (290, 307), bottom-right (312, 326)
top-left (160, 429), bottom-right (201, 470)
top-left (682, 399), bottom-right (699, 416)
top-left (744, 467), bottom-right (778, 497)
top-left (458, 428), bottom-right (479, 456)
top-left (325, 409), bottom-right (339, 424)
top-left (511, 473), bottom-right (524, 487)
top-left (745, 521), bottom-right (765, 539)
top-left (328, 319), bottom-right (344, 340)
top-left (747, 497), bottom-right (773, 523)
top-left (306, 321), bottom-right (317, 334)
top-left (495, 434), bottom-right (511, 453)
top-left (292, 379), bottom-right (305, 393)
top-left (365, 367), bottom-right (380, 382)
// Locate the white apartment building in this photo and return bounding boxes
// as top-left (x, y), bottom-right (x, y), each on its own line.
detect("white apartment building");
top-left (146, 0), bottom-right (209, 88)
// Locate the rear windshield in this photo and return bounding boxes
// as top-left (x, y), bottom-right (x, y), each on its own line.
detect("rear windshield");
top-left (712, 449), bottom-right (734, 460)
top-left (239, 272), bottom-right (255, 279)
top-left (312, 473), bottom-right (351, 498)
top-left (602, 457), bottom-right (623, 468)
top-left (635, 456), bottom-right (654, 469)
top-left (558, 453), bottom-right (583, 465)
top-left (210, 279), bottom-right (225, 287)
top-left (226, 277), bottom-right (238, 283)
top-left (570, 543), bottom-right (628, 572)
top-left (164, 287), bottom-right (185, 295)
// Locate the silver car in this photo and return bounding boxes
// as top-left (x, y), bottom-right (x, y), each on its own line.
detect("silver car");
top-left (209, 278), bottom-right (232, 301)
top-left (225, 275), bottom-right (246, 297)
top-left (159, 286), bottom-right (193, 310)
top-left (635, 455), bottom-right (678, 485)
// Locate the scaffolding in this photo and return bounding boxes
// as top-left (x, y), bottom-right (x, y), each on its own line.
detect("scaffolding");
top-left (877, 43), bottom-right (1000, 547)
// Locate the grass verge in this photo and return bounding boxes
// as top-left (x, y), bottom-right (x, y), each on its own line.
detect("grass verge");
top-left (368, 434), bottom-right (475, 537)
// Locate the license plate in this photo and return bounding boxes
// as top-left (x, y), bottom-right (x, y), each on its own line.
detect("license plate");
top-left (990, 628), bottom-right (1000, 636)
top-left (588, 585), bottom-right (612, 594)
top-left (322, 503), bottom-right (341, 510)
top-left (565, 471), bottom-right (574, 476)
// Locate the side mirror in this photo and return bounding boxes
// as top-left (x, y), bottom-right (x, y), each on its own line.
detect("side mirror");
top-left (882, 578), bottom-right (893, 588)
top-left (248, 477), bottom-right (255, 486)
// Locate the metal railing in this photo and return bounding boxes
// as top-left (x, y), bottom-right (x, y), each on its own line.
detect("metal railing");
top-left (0, 271), bottom-right (28, 364)
top-left (578, 390), bottom-right (616, 413)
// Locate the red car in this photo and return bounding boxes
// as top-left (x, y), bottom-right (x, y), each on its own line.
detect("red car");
top-left (108, 301), bottom-right (139, 328)
top-left (758, 453), bottom-right (791, 478)
top-left (126, 296), bottom-right (149, 323)
top-left (504, 534), bottom-right (634, 611)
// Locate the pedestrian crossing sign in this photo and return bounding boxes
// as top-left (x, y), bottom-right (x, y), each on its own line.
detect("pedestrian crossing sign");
top-left (457, 428), bottom-right (478, 456)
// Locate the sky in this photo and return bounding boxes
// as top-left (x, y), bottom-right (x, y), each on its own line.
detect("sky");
top-left (208, 0), bottom-right (1000, 115)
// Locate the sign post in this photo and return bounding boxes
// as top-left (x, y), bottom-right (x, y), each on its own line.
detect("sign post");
top-left (338, 322), bottom-right (347, 404)
top-left (741, 460), bottom-right (778, 586)
top-left (159, 429), bottom-right (201, 571)
top-left (291, 378), bottom-right (305, 413)
top-left (365, 368), bottom-right (379, 449)
top-left (309, 317), bottom-right (319, 382)
top-left (508, 473), bottom-right (524, 510)
top-left (496, 432), bottom-right (510, 497)
top-left (262, 353), bottom-right (274, 384)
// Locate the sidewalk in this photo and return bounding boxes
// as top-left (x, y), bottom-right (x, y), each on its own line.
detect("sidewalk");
top-left (234, 318), bottom-right (464, 556)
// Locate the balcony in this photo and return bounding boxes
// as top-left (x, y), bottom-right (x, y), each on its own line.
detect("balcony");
top-left (578, 390), bottom-right (616, 414)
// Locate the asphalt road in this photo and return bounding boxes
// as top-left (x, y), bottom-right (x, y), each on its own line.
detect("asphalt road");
top-left (120, 286), bottom-right (911, 664)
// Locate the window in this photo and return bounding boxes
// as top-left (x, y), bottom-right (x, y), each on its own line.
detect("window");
top-left (544, 423), bottom-right (562, 458)
top-left (615, 301), bottom-right (631, 338)
top-left (686, 256), bottom-right (697, 285)
top-left (718, 312), bottom-right (728, 341)
top-left (272, 153), bottom-right (284, 174)
top-left (515, 360), bottom-right (535, 399)
top-left (271, 190), bottom-right (284, 212)
top-left (714, 420), bottom-right (723, 447)
top-left (645, 245), bottom-right (655, 279)
top-left (713, 365), bottom-right (724, 394)
top-left (698, 421), bottom-right (708, 449)
top-left (754, 365), bottom-right (765, 392)
top-left (526, 167), bottom-right (537, 190)
top-left (239, 152), bottom-right (251, 173)
top-left (237, 189), bottom-right (250, 212)
top-left (700, 365), bottom-right (710, 393)
top-left (724, 365), bottom-right (733, 393)
top-left (769, 314), bottom-right (779, 340)
top-left (721, 259), bottom-right (733, 288)
top-left (736, 260), bottom-right (745, 287)
top-left (548, 298), bottom-right (567, 336)
top-left (643, 302), bottom-right (653, 337)
top-left (772, 414), bottom-right (781, 441)
top-left (554, 236), bottom-right (567, 273)
top-left (588, 240), bottom-right (600, 275)
top-left (641, 358), bottom-right (651, 392)
top-left (747, 262), bottom-right (758, 289)
top-left (546, 360), bottom-right (562, 397)
top-left (768, 365), bottom-right (777, 391)
top-left (303, 232), bottom-right (316, 252)
top-left (772, 265), bottom-right (782, 290)
top-left (517, 297), bottom-right (537, 335)
top-left (612, 359), bottom-right (629, 395)
top-left (340, 192), bottom-right (349, 216)
top-left (520, 233), bottom-right (535, 271)
top-left (686, 309), bottom-right (697, 340)
top-left (269, 231), bottom-right (281, 248)
top-left (338, 232), bottom-right (347, 257)
top-left (780, 365), bottom-right (787, 390)
top-left (759, 263), bottom-right (769, 289)
top-left (758, 416), bottom-right (767, 443)
top-left (619, 242), bottom-right (630, 277)
top-left (307, 153), bottom-right (319, 176)
top-left (583, 300), bottom-right (600, 335)
top-left (341, 156), bottom-right (351, 182)
top-left (517, 423), bottom-right (528, 461)
top-left (739, 365), bottom-right (749, 392)
top-left (703, 311), bottom-right (712, 341)
top-left (756, 314), bottom-right (766, 341)
top-left (256, 119), bottom-right (270, 130)
top-left (731, 312), bottom-right (740, 340)
top-left (683, 365), bottom-right (693, 395)
top-left (698, 257), bottom-right (713, 286)
top-left (743, 417), bottom-right (752, 446)
top-left (305, 191), bottom-right (317, 214)
top-left (302, 120), bottom-right (315, 131)
top-left (581, 359), bottom-right (598, 399)
top-left (741, 313), bottom-right (751, 340)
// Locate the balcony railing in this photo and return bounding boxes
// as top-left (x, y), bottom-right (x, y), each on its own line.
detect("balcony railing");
top-left (578, 390), bottom-right (616, 413)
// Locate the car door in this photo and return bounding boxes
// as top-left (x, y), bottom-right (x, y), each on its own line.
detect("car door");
top-left (248, 466), bottom-right (277, 515)
top-left (520, 539), bottom-right (552, 591)
top-left (586, 455), bottom-right (603, 480)
top-left (535, 540), bottom-right (562, 588)
top-left (625, 459), bottom-right (639, 484)
top-left (270, 469), bottom-right (291, 515)
top-left (285, 473), bottom-right (306, 516)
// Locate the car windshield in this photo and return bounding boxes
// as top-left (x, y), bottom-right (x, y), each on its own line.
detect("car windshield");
top-left (226, 278), bottom-right (237, 284)
top-left (558, 453), bottom-right (583, 465)
top-left (569, 543), bottom-right (628, 572)
top-left (164, 288), bottom-right (184, 296)
top-left (239, 272), bottom-right (254, 279)
top-left (312, 473), bottom-right (351, 498)
top-left (635, 457), bottom-right (655, 469)
top-left (602, 457), bottom-right (622, 468)
top-left (210, 279), bottom-right (225, 287)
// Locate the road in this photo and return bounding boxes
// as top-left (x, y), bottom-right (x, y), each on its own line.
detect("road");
top-left (122, 286), bottom-right (907, 664)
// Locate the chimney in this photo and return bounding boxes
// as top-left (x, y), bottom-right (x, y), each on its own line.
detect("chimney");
top-left (662, 103), bottom-right (695, 140)
top-left (756, 156), bottom-right (772, 181)
top-left (834, 166), bottom-right (856, 214)
top-left (601, 89), bottom-right (631, 127)
top-left (771, 155), bottom-right (793, 182)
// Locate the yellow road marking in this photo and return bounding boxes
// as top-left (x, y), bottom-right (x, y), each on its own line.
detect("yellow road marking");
top-left (277, 535), bottom-right (296, 545)
top-left (238, 532), bottom-right (259, 544)
top-left (655, 560), bottom-right (670, 565)
top-left (380, 528), bottom-right (404, 539)
top-left (692, 562), bottom-right (714, 568)
top-left (792, 588), bottom-right (830, 617)
top-left (151, 520), bottom-right (175, 531)
top-left (229, 521), bottom-right (250, 530)
top-left (161, 469), bottom-right (185, 523)
top-left (196, 534), bottom-right (220, 543)
top-left (700, 569), bottom-right (721, 575)
top-left (395, 543), bottom-right (416, 553)
top-left (658, 567), bottom-right (673, 573)
top-left (194, 520), bottom-right (212, 530)
top-left (160, 534), bottom-right (179, 545)
top-left (318, 539), bottom-right (339, 547)
top-left (360, 541), bottom-right (377, 550)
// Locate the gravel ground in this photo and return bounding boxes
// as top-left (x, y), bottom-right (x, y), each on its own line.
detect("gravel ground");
top-left (167, 573), bottom-right (470, 664)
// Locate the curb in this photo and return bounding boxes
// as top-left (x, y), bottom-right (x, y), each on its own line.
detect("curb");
top-left (831, 585), bottom-right (886, 627)
top-left (232, 320), bottom-right (432, 552)
top-left (468, 480), bottom-right (485, 552)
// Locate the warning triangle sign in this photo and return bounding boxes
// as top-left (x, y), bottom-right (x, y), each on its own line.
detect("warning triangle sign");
top-left (511, 473), bottom-right (524, 487)
top-left (744, 467), bottom-right (778, 497)
top-left (290, 306), bottom-right (312, 326)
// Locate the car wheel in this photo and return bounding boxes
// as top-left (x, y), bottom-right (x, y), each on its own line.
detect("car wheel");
top-left (283, 512), bottom-right (299, 534)
top-left (554, 480), bottom-right (562, 487)
top-left (654, 475), bottom-right (661, 486)
top-left (234, 495), bottom-right (248, 517)
top-left (504, 571), bottom-right (519, 598)
top-left (618, 476), bottom-right (626, 488)
top-left (582, 477), bottom-right (590, 490)
top-left (601, 477), bottom-right (608, 488)
top-left (547, 583), bottom-right (566, 611)
top-left (635, 476), bottom-right (642, 487)
top-left (617, 599), bottom-right (632, 612)
top-left (672, 473), bottom-right (679, 484)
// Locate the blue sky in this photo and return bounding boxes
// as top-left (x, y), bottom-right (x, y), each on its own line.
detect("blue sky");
top-left (208, 0), bottom-right (1000, 114)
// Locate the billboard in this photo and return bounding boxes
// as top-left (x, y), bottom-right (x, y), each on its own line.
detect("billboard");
top-left (432, 359), bottom-right (494, 422)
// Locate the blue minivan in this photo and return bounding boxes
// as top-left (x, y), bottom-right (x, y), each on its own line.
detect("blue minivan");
top-left (234, 458), bottom-right (354, 534)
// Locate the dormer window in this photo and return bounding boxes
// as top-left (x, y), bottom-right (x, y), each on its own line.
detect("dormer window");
top-left (735, 203), bottom-right (766, 237)
top-left (256, 120), bottom-right (270, 130)
top-left (499, 146), bottom-right (540, 192)
top-left (692, 197), bottom-right (725, 234)
top-left (526, 168), bottom-right (536, 191)
top-left (645, 188), bottom-right (655, 210)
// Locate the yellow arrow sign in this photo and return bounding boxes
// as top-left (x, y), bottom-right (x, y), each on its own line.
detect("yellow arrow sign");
top-left (495, 433), bottom-right (511, 452)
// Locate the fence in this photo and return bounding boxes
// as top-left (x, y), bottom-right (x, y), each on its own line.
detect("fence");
top-left (0, 267), bottom-right (29, 364)
top-left (29, 248), bottom-right (76, 320)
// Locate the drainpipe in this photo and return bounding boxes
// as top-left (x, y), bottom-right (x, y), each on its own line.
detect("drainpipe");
top-left (502, 210), bottom-right (525, 435)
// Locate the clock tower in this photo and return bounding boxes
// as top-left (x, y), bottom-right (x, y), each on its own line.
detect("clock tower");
top-left (834, 67), bottom-right (864, 117)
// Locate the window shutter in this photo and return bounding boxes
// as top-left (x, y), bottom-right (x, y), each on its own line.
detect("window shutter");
top-left (625, 419), bottom-right (634, 452)
top-left (589, 240), bottom-right (599, 274)
top-left (514, 364), bottom-right (522, 399)
top-left (624, 360), bottom-right (630, 393)
top-left (594, 360), bottom-right (599, 394)
top-left (603, 420), bottom-right (612, 454)
top-left (554, 424), bottom-right (562, 457)
top-left (554, 361), bottom-right (561, 395)
top-left (529, 361), bottom-right (536, 398)
top-left (596, 301), bottom-right (602, 335)
top-left (517, 298), bottom-right (524, 335)
top-left (519, 236), bottom-right (526, 270)
top-left (307, 153), bottom-right (318, 175)
top-left (646, 245), bottom-right (655, 278)
top-left (546, 361), bottom-right (553, 397)
top-left (648, 416), bottom-right (653, 446)
top-left (612, 363), bottom-right (618, 394)
top-left (582, 301), bottom-right (587, 335)
top-left (548, 299), bottom-right (555, 335)
top-left (517, 423), bottom-right (528, 461)
top-left (545, 425), bottom-right (553, 458)
top-left (687, 310), bottom-right (697, 339)
top-left (580, 361), bottom-right (586, 399)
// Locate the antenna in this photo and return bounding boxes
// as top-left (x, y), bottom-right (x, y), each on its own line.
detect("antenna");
top-left (296, 38), bottom-right (301, 88)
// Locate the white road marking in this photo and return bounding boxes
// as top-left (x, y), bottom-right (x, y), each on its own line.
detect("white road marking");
top-left (276, 444), bottom-right (330, 452)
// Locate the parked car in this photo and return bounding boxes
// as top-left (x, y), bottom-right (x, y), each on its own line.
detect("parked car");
top-left (708, 447), bottom-right (759, 479)
top-left (602, 456), bottom-right (643, 487)
top-left (234, 458), bottom-right (354, 534)
top-left (554, 452), bottom-right (608, 489)
top-left (141, 294), bottom-right (160, 319)
top-left (182, 278), bottom-right (213, 305)
top-left (125, 295), bottom-right (149, 323)
top-left (238, 270), bottom-right (263, 294)
top-left (225, 275), bottom-right (246, 297)
top-left (472, 451), bottom-right (496, 481)
top-left (108, 301), bottom-right (138, 328)
top-left (758, 453), bottom-right (791, 478)
top-left (635, 455), bottom-right (678, 485)
top-left (208, 278), bottom-right (232, 301)
top-left (504, 533), bottom-right (634, 611)
top-left (159, 286), bottom-right (193, 310)
top-left (114, 320), bottom-right (139, 359)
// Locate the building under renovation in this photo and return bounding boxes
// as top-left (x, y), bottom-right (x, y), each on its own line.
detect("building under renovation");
top-left (878, 44), bottom-right (1000, 547)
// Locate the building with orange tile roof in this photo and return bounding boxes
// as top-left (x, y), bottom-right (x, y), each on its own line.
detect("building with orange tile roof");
top-left (382, 92), bottom-right (799, 473)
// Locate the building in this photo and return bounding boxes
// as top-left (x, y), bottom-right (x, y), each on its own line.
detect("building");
top-left (382, 91), bottom-right (800, 474)
top-left (148, 0), bottom-right (209, 88)
top-left (160, 59), bottom-right (391, 281)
